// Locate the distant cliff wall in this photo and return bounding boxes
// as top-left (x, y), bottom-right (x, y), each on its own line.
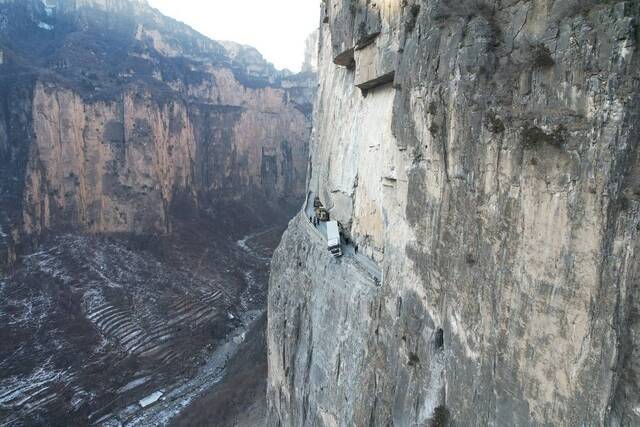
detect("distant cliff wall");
top-left (267, 1), bottom-right (640, 425)
top-left (20, 80), bottom-right (308, 235)
top-left (0, 0), bottom-right (314, 264)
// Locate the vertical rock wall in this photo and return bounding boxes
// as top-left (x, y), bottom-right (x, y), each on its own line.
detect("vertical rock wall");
top-left (21, 81), bottom-right (309, 235)
top-left (268, 1), bottom-right (640, 425)
top-left (0, 0), bottom-right (315, 262)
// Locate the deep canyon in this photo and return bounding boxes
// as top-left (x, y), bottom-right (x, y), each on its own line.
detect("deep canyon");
top-left (0, 0), bottom-right (314, 425)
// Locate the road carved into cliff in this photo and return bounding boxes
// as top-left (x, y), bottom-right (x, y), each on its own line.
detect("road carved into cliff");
top-left (303, 192), bottom-right (382, 282)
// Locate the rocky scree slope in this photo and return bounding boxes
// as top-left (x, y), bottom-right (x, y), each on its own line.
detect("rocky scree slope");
top-left (0, 0), bottom-right (315, 269)
top-left (267, 0), bottom-right (639, 426)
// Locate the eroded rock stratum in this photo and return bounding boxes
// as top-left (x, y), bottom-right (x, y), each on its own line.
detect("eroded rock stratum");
top-left (0, 0), bottom-right (314, 268)
top-left (267, 1), bottom-right (640, 425)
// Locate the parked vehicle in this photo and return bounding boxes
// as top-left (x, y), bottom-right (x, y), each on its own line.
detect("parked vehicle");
top-left (326, 220), bottom-right (342, 257)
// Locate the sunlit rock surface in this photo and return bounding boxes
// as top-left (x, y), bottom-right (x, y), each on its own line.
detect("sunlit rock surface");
top-left (267, 1), bottom-right (640, 425)
top-left (301, 30), bottom-right (319, 74)
top-left (0, 0), bottom-right (314, 267)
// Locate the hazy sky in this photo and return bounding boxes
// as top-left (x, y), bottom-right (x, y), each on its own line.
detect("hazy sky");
top-left (147, 0), bottom-right (319, 72)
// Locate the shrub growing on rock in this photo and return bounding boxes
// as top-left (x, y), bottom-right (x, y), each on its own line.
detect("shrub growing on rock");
top-left (530, 43), bottom-right (555, 68)
top-left (431, 405), bottom-right (450, 427)
top-left (522, 124), bottom-right (567, 147)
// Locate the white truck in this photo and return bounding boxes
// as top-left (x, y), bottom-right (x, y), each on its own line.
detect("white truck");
top-left (326, 220), bottom-right (342, 257)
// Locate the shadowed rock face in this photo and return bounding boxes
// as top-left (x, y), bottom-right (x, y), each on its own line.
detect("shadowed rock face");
top-left (0, 0), bottom-right (314, 266)
top-left (268, 1), bottom-right (640, 426)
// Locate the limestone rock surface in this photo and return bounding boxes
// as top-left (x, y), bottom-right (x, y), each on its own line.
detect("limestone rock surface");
top-left (267, 1), bottom-right (640, 425)
top-left (0, 0), bottom-right (315, 269)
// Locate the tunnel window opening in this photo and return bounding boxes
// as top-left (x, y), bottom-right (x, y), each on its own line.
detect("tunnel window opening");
top-left (435, 328), bottom-right (444, 351)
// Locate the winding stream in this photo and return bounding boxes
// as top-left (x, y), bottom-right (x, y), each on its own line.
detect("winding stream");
top-left (104, 228), bottom-right (274, 426)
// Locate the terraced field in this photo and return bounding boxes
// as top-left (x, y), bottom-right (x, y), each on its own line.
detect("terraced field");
top-left (0, 219), bottom-right (283, 426)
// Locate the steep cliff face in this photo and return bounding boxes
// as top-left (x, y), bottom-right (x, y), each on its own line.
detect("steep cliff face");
top-left (21, 81), bottom-right (308, 235)
top-left (0, 0), bottom-right (313, 261)
top-left (301, 30), bottom-right (320, 74)
top-left (268, 1), bottom-right (640, 425)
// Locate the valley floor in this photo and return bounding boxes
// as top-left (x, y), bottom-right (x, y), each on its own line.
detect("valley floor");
top-left (0, 210), bottom-right (287, 426)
